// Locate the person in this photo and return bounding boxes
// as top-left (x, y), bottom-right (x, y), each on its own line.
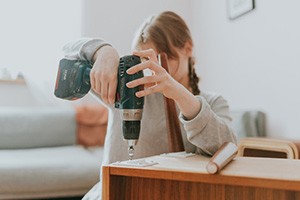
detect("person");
top-left (63, 11), bottom-right (237, 200)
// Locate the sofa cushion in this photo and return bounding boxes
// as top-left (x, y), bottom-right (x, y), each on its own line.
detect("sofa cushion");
top-left (75, 105), bottom-right (108, 147)
top-left (0, 146), bottom-right (103, 199)
top-left (0, 107), bottom-right (76, 149)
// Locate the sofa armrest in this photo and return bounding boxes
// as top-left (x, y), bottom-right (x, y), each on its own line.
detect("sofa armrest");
top-left (0, 107), bottom-right (76, 149)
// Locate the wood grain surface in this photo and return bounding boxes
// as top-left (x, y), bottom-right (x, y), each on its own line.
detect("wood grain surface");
top-left (102, 155), bottom-right (300, 200)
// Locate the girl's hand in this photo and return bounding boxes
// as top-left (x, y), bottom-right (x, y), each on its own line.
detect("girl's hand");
top-left (90, 46), bottom-right (119, 105)
top-left (126, 49), bottom-right (182, 100)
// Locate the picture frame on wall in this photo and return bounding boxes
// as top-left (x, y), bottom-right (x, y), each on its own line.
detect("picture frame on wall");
top-left (227, 0), bottom-right (255, 20)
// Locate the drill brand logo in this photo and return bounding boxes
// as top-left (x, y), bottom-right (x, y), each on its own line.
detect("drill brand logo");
top-left (62, 69), bottom-right (68, 81)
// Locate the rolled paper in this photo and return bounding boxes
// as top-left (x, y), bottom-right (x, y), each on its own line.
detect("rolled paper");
top-left (206, 142), bottom-right (238, 174)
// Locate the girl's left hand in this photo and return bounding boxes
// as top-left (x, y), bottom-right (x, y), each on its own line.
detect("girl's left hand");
top-left (126, 49), bottom-right (182, 100)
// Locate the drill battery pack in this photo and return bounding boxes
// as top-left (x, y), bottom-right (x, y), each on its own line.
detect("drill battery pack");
top-left (54, 59), bottom-right (92, 100)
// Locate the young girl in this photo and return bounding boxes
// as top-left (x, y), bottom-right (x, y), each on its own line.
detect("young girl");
top-left (63, 11), bottom-right (236, 200)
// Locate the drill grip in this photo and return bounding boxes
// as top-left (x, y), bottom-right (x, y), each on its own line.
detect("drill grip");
top-left (115, 55), bottom-right (144, 110)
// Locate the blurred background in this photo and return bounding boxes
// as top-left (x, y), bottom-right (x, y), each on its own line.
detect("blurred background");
top-left (1, 0), bottom-right (300, 139)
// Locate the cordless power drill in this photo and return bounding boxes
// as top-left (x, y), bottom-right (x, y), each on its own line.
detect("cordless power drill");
top-left (54, 55), bottom-right (144, 159)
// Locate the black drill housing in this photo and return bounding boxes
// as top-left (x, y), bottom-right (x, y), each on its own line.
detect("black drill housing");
top-left (114, 56), bottom-right (144, 140)
top-left (54, 55), bottom-right (144, 141)
top-left (114, 55), bottom-right (144, 109)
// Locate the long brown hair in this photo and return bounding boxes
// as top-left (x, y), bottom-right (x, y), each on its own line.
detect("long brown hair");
top-left (132, 11), bottom-right (200, 95)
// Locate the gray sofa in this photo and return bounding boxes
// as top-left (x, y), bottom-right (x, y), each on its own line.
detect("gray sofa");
top-left (0, 107), bottom-right (104, 200)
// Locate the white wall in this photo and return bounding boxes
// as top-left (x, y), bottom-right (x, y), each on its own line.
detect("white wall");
top-left (82, 0), bottom-right (300, 139)
top-left (2, 0), bottom-right (299, 139)
top-left (0, 0), bottom-right (190, 106)
top-left (81, 0), bottom-right (192, 56)
top-left (0, 0), bottom-right (82, 106)
top-left (191, 0), bottom-right (300, 139)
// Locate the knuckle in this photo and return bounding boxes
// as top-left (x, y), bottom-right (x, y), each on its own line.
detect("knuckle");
top-left (102, 90), bottom-right (107, 96)
top-left (92, 71), bottom-right (102, 79)
top-left (108, 96), bottom-right (115, 103)
top-left (90, 70), bottom-right (96, 77)
top-left (140, 90), bottom-right (146, 96)
top-left (102, 96), bottom-right (108, 103)
top-left (148, 87), bottom-right (155, 93)
top-left (99, 73), bottom-right (107, 81)
top-left (149, 61), bottom-right (156, 68)
top-left (162, 71), bottom-right (169, 78)
top-left (108, 93), bottom-right (115, 100)
top-left (110, 73), bottom-right (118, 80)
top-left (139, 77), bottom-right (145, 83)
top-left (144, 77), bottom-right (150, 82)
top-left (148, 76), bottom-right (154, 82)
top-left (149, 48), bottom-right (155, 54)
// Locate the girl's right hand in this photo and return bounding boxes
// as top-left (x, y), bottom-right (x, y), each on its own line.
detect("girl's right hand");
top-left (126, 49), bottom-right (182, 101)
top-left (90, 46), bottom-right (119, 105)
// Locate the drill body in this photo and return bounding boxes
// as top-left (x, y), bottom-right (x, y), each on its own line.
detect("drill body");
top-left (114, 56), bottom-right (144, 158)
top-left (54, 55), bottom-right (144, 159)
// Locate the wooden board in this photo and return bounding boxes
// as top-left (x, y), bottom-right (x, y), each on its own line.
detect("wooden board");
top-left (102, 155), bottom-right (300, 200)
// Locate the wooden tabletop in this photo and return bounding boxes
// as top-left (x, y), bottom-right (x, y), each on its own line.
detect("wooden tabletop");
top-left (104, 154), bottom-right (300, 191)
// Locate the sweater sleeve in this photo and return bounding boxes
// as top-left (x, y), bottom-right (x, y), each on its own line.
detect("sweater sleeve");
top-left (179, 95), bottom-right (237, 156)
top-left (62, 38), bottom-right (111, 62)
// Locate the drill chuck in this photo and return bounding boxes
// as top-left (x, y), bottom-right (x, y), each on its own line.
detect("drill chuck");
top-left (122, 121), bottom-right (141, 140)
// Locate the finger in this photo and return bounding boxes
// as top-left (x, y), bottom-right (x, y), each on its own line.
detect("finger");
top-left (135, 85), bottom-right (161, 98)
top-left (133, 49), bottom-right (158, 62)
top-left (95, 78), bottom-right (101, 95)
top-left (107, 80), bottom-right (117, 105)
top-left (144, 82), bottom-right (156, 89)
top-left (91, 71), bottom-right (102, 95)
top-left (101, 80), bottom-right (109, 104)
top-left (127, 60), bottom-right (164, 75)
top-left (90, 71), bottom-right (95, 90)
top-left (126, 76), bottom-right (158, 88)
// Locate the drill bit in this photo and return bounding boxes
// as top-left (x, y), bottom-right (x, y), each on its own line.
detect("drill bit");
top-left (128, 146), bottom-right (134, 160)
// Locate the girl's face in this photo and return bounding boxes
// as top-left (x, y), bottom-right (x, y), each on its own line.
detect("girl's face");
top-left (139, 42), bottom-right (191, 85)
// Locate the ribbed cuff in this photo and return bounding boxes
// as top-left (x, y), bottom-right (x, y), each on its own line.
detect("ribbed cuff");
top-left (179, 96), bottom-right (212, 133)
top-left (80, 39), bottom-right (111, 62)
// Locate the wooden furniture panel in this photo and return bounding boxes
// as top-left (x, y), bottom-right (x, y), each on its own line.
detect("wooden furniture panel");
top-left (238, 137), bottom-right (300, 159)
top-left (102, 155), bottom-right (300, 200)
top-left (105, 176), bottom-right (300, 200)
